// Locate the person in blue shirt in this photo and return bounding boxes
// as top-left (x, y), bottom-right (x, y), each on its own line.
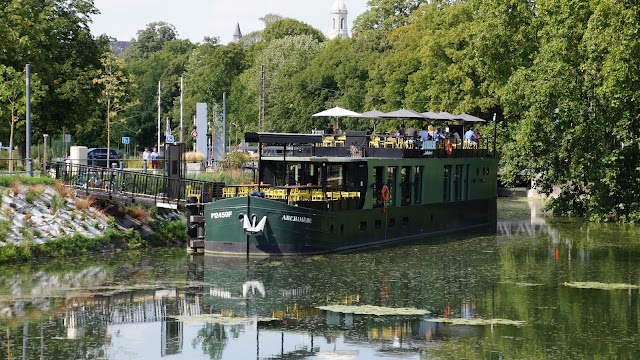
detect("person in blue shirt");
top-left (464, 128), bottom-right (477, 147)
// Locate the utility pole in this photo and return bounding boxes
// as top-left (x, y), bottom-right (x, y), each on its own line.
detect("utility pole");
top-left (157, 81), bottom-right (161, 153)
top-left (25, 64), bottom-right (32, 176)
top-left (223, 92), bottom-right (227, 152)
top-left (259, 64), bottom-right (265, 130)
top-left (180, 77), bottom-right (184, 143)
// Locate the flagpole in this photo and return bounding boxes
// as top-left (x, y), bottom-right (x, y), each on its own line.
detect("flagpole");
top-left (157, 81), bottom-right (161, 153)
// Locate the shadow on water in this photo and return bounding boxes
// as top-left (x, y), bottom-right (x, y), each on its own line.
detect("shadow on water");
top-left (0, 199), bottom-right (639, 359)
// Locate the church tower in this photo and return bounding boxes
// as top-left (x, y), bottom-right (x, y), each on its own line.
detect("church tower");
top-left (233, 22), bottom-right (242, 42)
top-left (328, 0), bottom-right (348, 39)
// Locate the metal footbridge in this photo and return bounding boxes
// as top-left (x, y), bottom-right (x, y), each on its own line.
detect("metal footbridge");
top-left (49, 162), bottom-right (220, 210)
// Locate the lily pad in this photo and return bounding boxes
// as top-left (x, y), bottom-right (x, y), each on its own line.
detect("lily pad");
top-left (317, 305), bottom-right (430, 316)
top-left (563, 281), bottom-right (639, 290)
top-left (425, 317), bottom-right (526, 327)
top-left (171, 314), bottom-right (277, 325)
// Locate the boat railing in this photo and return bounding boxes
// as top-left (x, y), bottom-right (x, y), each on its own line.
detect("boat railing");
top-left (221, 184), bottom-right (363, 209)
top-left (260, 135), bottom-right (493, 159)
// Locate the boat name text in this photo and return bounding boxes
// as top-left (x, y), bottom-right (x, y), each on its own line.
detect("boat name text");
top-left (211, 211), bottom-right (233, 219)
top-left (282, 215), bottom-right (312, 224)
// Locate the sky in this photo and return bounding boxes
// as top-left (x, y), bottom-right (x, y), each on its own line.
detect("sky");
top-left (90, 0), bottom-right (369, 44)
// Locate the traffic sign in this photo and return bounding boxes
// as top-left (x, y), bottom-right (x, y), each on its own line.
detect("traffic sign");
top-left (121, 136), bottom-right (130, 144)
top-left (191, 129), bottom-right (198, 139)
top-left (166, 135), bottom-right (175, 143)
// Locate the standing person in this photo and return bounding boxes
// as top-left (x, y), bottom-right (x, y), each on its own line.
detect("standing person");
top-left (151, 146), bottom-right (159, 171)
top-left (406, 124), bottom-right (417, 139)
top-left (142, 147), bottom-right (151, 172)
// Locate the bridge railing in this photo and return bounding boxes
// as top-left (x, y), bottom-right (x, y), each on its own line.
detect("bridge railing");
top-left (48, 162), bottom-right (220, 205)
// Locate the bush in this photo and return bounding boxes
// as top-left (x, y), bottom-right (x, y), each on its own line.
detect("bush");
top-left (224, 151), bottom-right (250, 169)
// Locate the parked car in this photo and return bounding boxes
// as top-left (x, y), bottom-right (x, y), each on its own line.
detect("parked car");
top-left (87, 148), bottom-right (122, 168)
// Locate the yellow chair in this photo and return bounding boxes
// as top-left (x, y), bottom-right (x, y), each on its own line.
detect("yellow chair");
top-left (369, 137), bottom-right (381, 148)
top-left (311, 190), bottom-right (325, 201)
top-left (334, 135), bottom-right (346, 147)
top-left (322, 136), bottom-right (334, 147)
top-left (384, 137), bottom-right (397, 148)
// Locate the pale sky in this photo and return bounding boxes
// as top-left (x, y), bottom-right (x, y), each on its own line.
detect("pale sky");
top-left (90, 0), bottom-right (369, 44)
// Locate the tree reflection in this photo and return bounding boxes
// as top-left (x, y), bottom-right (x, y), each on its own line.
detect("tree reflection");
top-left (192, 323), bottom-right (228, 360)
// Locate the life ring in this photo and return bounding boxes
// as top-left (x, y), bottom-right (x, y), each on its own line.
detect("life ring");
top-left (445, 140), bottom-right (452, 156)
top-left (381, 184), bottom-right (390, 201)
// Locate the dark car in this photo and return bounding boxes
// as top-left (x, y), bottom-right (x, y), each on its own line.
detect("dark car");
top-left (87, 148), bottom-right (122, 168)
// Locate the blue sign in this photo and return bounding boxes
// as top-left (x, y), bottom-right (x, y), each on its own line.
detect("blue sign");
top-left (121, 137), bottom-right (130, 145)
top-left (166, 135), bottom-right (175, 144)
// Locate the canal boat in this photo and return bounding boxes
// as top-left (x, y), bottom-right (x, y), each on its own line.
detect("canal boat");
top-left (200, 131), bottom-right (497, 255)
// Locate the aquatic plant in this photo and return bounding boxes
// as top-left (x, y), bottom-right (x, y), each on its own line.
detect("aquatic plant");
top-left (425, 318), bottom-right (526, 327)
top-left (316, 305), bottom-right (430, 316)
top-left (563, 281), bottom-right (639, 290)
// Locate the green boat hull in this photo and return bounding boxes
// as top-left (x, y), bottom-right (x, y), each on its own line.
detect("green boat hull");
top-left (204, 196), bottom-right (496, 256)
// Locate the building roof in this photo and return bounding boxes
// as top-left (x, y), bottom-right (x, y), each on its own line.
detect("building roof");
top-left (331, 0), bottom-right (347, 12)
top-left (233, 22), bottom-right (242, 40)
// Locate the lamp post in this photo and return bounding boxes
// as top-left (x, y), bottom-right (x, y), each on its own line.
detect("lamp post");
top-left (43, 134), bottom-right (49, 171)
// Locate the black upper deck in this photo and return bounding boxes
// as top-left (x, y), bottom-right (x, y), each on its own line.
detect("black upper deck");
top-left (245, 132), bottom-right (493, 159)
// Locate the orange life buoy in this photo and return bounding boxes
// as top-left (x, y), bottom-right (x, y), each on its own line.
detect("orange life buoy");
top-left (445, 140), bottom-right (452, 156)
top-left (381, 184), bottom-right (390, 201)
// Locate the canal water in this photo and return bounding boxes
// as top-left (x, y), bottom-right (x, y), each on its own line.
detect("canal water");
top-left (1, 199), bottom-right (639, 359)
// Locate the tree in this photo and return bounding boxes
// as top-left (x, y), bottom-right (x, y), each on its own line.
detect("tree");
top-left (263, 18), bottom-right (326, 43)
top-left (0, 65), bottom-right (45, 172)
top-left (353, 0), bottom-right (426, 34)
top-left (123, 22), bottom-right (178, 61)
top-left (0, 0), bottom-right (107, 145)
top-left (93, 51), bottom-right (137, 165)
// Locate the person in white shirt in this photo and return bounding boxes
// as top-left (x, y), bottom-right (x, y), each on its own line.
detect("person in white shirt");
top-left (142, 147), bottom-right (151, 172)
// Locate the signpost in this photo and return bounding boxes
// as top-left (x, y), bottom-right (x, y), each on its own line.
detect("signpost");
top-left (166, 135), bottom-right (175, 144)
top-left (121, 137), bottom-right (130, 158)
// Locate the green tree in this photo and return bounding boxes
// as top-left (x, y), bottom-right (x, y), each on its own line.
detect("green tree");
top-left (353, 0), bottom-right (425, 34)
top-left (123, 21), bottom-right (178, 61)
top-left (263, 18), bottom-right (326, 43)
top-left (0, 65), bottom-right (45, 172)
top-left (92, 51), bottom-right (137, 164)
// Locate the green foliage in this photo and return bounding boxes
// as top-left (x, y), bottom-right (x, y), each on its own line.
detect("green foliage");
top-left (224, 151), bottom-right (250, 169)
top-left (123, 22), bottom-right (178, 61)
top-left (263, 18), bottom-right (326, 43)
top-left (0, 220), bottom-right (11, 242)
top-left (0, 174), bottom-right (54, 187)
top-left (50, 194), bottom-right (64, 214)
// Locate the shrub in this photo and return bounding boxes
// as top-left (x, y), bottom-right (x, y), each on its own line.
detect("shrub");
top-left (11, 178), bottom-right (21, 196)
top-left (0, 220), bottom-right (11, 242)
top-left (74, 196), bottom-right (94, 211)
top-left (53, 180), bottom-right (70, 198)
top-left (129, 205), bottom-right (150, 222)
top-left (25, 190), bottom-right (37, 204)
top-left (224, 151), bottom-right (250, 169)
top-left (50, 194), bottom-right (64, 214)
top-left (183, 151), bottom-right (205, 162)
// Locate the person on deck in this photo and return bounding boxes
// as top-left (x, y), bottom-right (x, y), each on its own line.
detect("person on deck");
top-left (324, 124), bottom-right (335, 135)
top-left (464, 128), bottom-right (477, 147)
top-left (396, 125), bottom-right (405, 137)
top-left (407, 124), bottom-right (417, 139)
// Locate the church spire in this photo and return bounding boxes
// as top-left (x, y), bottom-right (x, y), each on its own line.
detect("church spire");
top-left (329, 0), bottom-right (349, 39)
top-left (233, 22), bottom-right (242, 42)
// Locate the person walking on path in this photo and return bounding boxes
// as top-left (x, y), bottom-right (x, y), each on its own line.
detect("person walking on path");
top-left (151, 147), bottom-right (159, 172)
top-left (142, 147), bottom-right (151, 172)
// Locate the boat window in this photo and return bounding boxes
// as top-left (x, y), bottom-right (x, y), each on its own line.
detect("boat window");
top-left (443, 165), bottom-right (452, 202)
top-left (387, 166), bottom-right (397, 206)
top-left (454, 165), bottom-right (463, 201)
top-left (401, 166), bottom-right (411, 206)
top-left (414, 166), bottom-right (423, 205)
top-left (359, 221), bottom-right (367, 232)
top-left (465, 164), bottom-right (470, 200)
top-left (375, 219), bottom-right (382, 229)
top-left (402, 217), bottom-right (409, 226)
top-left (372, 166), bottom-right (384, 208)
top-left (326, 164), bottom-right (343, 189)
top-left (388, 218), bottom-right (396, 228)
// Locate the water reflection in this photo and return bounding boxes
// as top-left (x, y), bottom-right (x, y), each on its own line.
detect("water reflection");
top-left (0, 199), bottom-right (639, 359)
